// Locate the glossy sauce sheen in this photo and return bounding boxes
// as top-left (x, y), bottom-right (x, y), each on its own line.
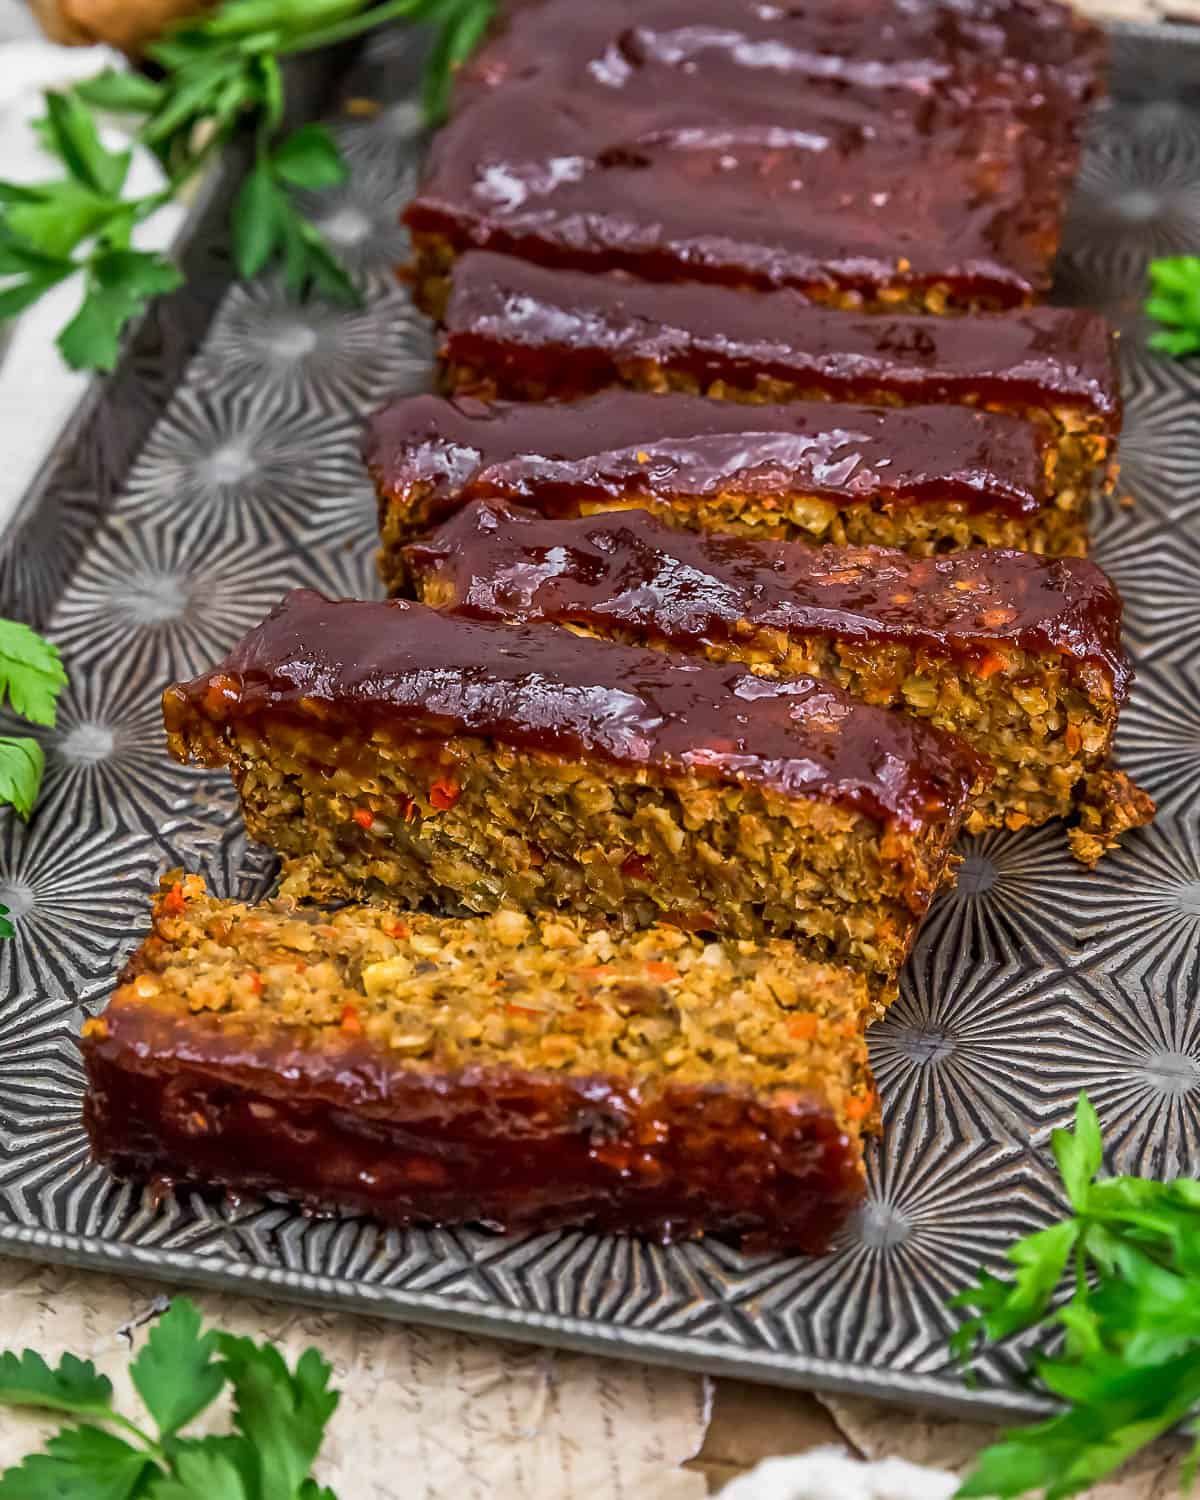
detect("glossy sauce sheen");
top-left (167, 591), bottom-right (986, 832)
top-left (365, 392), bottom-right (1050, 519)
top-left (406, 502), bottom-right (1131, 695)
top-left (443, 252), bottom-right (1121, 421)
top-left (83, 1003), bottom-right (865, 1253)
top-left (404, 0), bottom-right (1104, 302)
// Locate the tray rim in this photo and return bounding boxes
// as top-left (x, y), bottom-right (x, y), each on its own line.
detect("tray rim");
top-left (0, 1221), bottom-right (1055, 1421)
top-left (1, 16), bottom-right (1197, 1423)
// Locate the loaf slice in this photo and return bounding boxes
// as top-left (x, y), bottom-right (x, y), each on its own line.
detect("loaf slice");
top-left (365, 390), bottom-right (1076, 571)
top-left (405, 0), bottom-right (1103, 315)
top-left (162, 592), bottom-right (987, 1002)
top-left (408, 503), bottom-right (1153, 862)
top-left (83, 874), bottom-right (877, 1252)
top-left (439, 253), bottom-right (1121, 518)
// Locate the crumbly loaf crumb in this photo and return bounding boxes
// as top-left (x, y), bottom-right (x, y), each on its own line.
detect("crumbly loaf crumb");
top-left (107, 874), bottom-right (880, 1134)
top-left (1067, 769), bottom-right (1156, 867)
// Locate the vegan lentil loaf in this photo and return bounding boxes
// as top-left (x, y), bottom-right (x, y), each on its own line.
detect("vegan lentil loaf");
top-left (366, 390), bottom-right (1079, 568)
top-left (408, 503), bottom-right (1153, 863)
top-left (162, 591), bottom-right (988, 1002)
top-left (82, 874), bottom-right (877, 1252)
top-left (403, 0), bottom-right (1104, 316)
top-left (439, 253), bottom-right (1121, 514)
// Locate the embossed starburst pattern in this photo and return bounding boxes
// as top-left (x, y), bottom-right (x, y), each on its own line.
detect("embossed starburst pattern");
top-left (0, 30), bottom-right (1195, 1420)
top-left (196, 276), bottom-right (434, 409)
top-left (915, 824), bottom-right (1099, 965)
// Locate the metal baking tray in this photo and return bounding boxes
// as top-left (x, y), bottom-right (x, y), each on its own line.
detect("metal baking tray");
top-left (1, 24), bottom-right (1197, 1421)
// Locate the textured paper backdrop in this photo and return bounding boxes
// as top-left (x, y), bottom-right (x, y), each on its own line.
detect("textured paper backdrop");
top-left (0, 1262), bottom-right (711, 1500)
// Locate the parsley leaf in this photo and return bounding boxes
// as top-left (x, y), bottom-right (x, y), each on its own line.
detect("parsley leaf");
top-left (0, 617), bottom-right (64, 825)
top-left (0, 1300), bottom-right (342, 1498)
top-left (0, 269), bottom-right (75, 321)
top-left (0, 618), bottom-right (66, 726)
top-left (951, 1093), bottom-right (1200, 1497)
top-left (0, 738), bottom-right (47, 820)
top-left (0, 1426), bottom-right (152, 1500)
top-left (424, 0), bottom-right (496, 123)
top-left (231, 164), bottom-right (286, 279)
top-left (131, 1299), bottom-right (225, 1441)
top-left (43, 90), bottom-right (131, 200)
top-left (1052, 1093), bottom-right (1103, 1210)
top-left (232, 154), bottom-right (358, 306)
top-left (57, 249), bottom-right (184, 371)
top-left (219, 1337), bottom-right (339, 1500)
top-left (0, 0), bottom-right (497, 371)
top-left (1147, 256), bottom-right (1200, 358)
top-left (0, 1351), bottom-right (114, 1418)
top-left (271, 125), bottom-right (348, 191)
top-left (146, 1447), bottom-right (248, 1500)
top-left (3, 179), bottom-right (120, 261)
top-left (73, 69), bottom-right (168, 116)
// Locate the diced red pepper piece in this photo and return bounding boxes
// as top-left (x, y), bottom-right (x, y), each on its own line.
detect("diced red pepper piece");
top-left (644, 961), bottom-right (679, 982)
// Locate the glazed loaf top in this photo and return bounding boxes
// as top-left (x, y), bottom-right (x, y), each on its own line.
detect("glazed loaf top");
top-left (442, 252), bottom-right (1120, 422)
top-left (406, 502), bottom-right (1132, 695)
top-left (404, 0), bottom-right (1103, 303)
top-left (164, 590), bottom-right (987, 832)
top-left (365, 391), bottom-right (1051, 520)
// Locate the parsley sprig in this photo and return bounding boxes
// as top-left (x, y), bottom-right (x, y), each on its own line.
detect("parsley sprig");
top-left (1, 0), bottom-right (495, 371)
top-left (952, 1093), bottom-right (1200, 1498)
top-left (1147, 256), bottom-right (1200, 359)
top-left (0, 1297), bottom-right (341, 1499)
top-left (0, 617), bottom-right (66, 864)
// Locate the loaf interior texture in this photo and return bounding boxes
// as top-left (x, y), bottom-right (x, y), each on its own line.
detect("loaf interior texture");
top-left (163, 593), bottom-right (987, 1003)
top-left (407, 503), bottom-right (1153, 859)
top-left (82, 875), bottom-right (876, 1251)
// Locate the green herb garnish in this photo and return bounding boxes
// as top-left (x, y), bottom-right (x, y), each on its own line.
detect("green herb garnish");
top-left (0, 0), bottom-right (496, 371)
top-left (952, 1093), bottom-right (1200, 1498)
top-left (0, 1297), bottom-right (341, 1499)
top-left (1147, 255), bottom-right (1200, 358)
top-left (0, 617), bottom-right (66, 830)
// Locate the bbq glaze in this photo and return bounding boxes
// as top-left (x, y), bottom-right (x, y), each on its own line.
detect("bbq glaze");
top-left (404, 0), bottom-right (1104, 305)
top-left (164, 591), bottom-right (986, 833)
top-left (83, 1001), bottom-right (866, 1254)
top-left (406, 502), bottom-right (1131, 695)
top-left (365, 391), bottom-right (1050, 521)
top-left (442, 253), bottom-right (1121, 423)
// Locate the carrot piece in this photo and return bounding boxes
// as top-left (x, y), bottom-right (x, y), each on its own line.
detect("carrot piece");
top-left (352, 807), bottom-right (375, 829)
top-left (788, 1013), bottom-right (819, 1041)
top-left (644, 961), bottom-right (679, 982)
top-left (976, 651), bottom-right (1007, 679)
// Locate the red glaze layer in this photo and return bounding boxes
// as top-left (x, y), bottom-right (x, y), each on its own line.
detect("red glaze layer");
top-left (405, 0), bottom-right (1105, 306)
top-left (364, 391), bottom-right (1050, 522)
top-left (441, 252), bottom-right (1121, 424)
top-left (163, 590), bottom-right (986, 834)
top-left (406, 501), bottom-right (1132, 697)
top-left (83, 1000), bottom-right (865, 1253)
